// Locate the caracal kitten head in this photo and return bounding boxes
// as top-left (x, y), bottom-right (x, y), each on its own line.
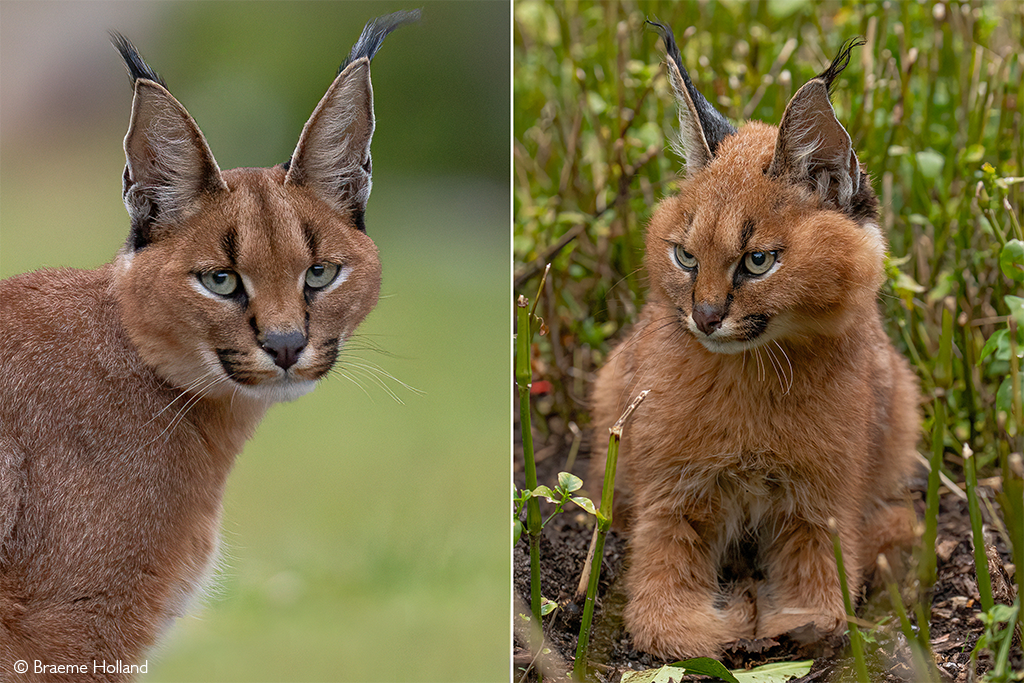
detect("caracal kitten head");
top-left (110, 13), bottom-right (418, 404)
top-left (645, 26), bottom-right (884, 355)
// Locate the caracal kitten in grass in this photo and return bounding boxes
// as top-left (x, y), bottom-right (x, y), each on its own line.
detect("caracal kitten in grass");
top-left (591, 24), bottom-right (920, 660)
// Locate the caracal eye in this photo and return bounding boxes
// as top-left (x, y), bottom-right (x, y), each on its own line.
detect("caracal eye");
top-left (744, 250), bottom-right (777, 276)
top-left (673, 245), bottom-right (697, 271)
top-left (305, 263), bottom-right (340, 289)
top-left (200, 269), bottom-right (240, 296)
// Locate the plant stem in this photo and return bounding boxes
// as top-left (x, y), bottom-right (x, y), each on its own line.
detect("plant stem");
top-left (516, 295), bottom-right (544, 667)
top-left (573, 390), bottom-right (648, 682)
top-left (919, 398), bottom-right (944, 597)
top-left (828, 518), bottom-right (869, 683)
top-left (878, 554), bottom-right (939, 681)
top-left (963, 444), bottom-right (994, 613)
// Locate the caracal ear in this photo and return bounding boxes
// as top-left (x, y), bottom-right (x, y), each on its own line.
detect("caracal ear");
top-left (111, 33), bottom-right (227, 251)
top-left (648, 20), bottom-right (736, 175)
top-left (769, 38), bottom-right (864, 211)
top-left (285, 9), bottom-right (419, 230)
top-left (285, 58), bottom-right (375, 223)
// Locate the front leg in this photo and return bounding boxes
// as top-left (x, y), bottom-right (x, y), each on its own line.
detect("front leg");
top-left (755, 516), bottom-right (857, 639)
top-left (625, 510), bottom-right (754, 659)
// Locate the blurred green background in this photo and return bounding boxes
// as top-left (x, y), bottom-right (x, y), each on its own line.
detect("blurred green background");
top-left (1, 1), bottom-right (509, 681)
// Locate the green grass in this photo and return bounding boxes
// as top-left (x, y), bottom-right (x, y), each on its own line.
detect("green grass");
top-left (0, 141), bottom-right (509, 680)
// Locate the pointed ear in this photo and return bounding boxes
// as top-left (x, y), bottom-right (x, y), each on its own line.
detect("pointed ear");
top-left (768, 39), bottom-right (864, 210)
top-left (122, 80), bottom-right (227, 250)
top-left (648, 20), bottom-right (736, 174)
top-left (284, 57), bottom-right (374, 221)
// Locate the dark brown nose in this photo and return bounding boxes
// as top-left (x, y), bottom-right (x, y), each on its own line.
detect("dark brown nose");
top-left (692, 303), bottom-right (726, 336)
top-left (261, 330), bottom-right (307, 370)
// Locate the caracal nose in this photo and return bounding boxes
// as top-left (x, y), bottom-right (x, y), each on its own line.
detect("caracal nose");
top-left (692, 303), bottom-right (725, 336)
top-left (261, 330), bottom-right (307, 370)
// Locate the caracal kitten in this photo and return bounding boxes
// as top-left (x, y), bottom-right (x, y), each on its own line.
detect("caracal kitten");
top-left (591, 23), bottom-right (920, 659)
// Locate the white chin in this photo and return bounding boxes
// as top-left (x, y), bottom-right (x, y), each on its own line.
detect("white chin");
top-left (236, 379), bottom-right (317, 404)
top-left (696, 336), bottom-right (761, 354)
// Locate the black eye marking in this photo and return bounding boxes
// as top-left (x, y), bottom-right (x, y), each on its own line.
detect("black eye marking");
top-left (221, 227), bottom-right (239, 266)
top-left (302, 223), bottom-right (318, 257)
top-left (739, 219), bottom-right (756, 252)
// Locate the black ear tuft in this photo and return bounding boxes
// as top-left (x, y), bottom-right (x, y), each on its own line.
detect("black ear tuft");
top-left (339, 9), bottom-right (421, 73)
top-left (109, 32), bottom-right (166, 87)
top-left (818, 37), bottom-right (864, 95)
top-left (646, 19), bottom-right (736, 156)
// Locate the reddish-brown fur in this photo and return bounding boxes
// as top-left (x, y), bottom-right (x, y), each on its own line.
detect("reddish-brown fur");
top-left (590, 35), bottom-right (920, 660)
top-left (0, 17), bottom-right (409, 679)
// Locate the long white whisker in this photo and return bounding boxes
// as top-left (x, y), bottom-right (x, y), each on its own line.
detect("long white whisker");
top-left (341, 358), bottom-right (424, 396)
top-left (330, 367), bottom-right (375, 402)
top-left (773, 340), bottom-right (794, 395)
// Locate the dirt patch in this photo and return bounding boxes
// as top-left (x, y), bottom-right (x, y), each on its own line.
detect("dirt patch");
top-left (513, 430), bottom-right (1021, 682)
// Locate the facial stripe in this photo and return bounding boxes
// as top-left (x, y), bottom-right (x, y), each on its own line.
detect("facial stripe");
top-left (303, 223), bottom-right (318, 258)
top-left (739, 218), bottom-right (755, 252)
top-left (221, 227), bottom-right (239, 267)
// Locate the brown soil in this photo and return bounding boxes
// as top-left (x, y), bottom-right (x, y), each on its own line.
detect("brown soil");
top-left (513, 429), bottom-right (1021, 683)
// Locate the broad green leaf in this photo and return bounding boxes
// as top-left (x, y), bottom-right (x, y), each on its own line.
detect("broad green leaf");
top-left (1001, 240), bottom-right (1024, 282)
top-left (557, 471), bottom-right (583, 492)
top-left (531, 485), bottom-right (556, 501)
top-left (621, 659), bottom-right (813, 683)
top-left (732, 660), bottom-right (814, 682)
top-left (1006, 295), bottom-right (1024, 330)
top-left (916, 149), bottom-right (945, 180)
top-left (622, 658), bottom-right (739, 683)
top-left (895, 272), bottom-right (926, 293)
top-left (996, 373), bottom-right (1023, 416)
top-left (513, 519), bottom-right (523, 546)
top-left (540, 597), bottom-right (558, 616)
top-left (767, 0), bottom-right (810, 19)
top-left (570, 496), bottom-right (597, 515)
top-left (978, 328), bottom-right (1009, 365)
top-left (962, 144), bottom-right (986, 164)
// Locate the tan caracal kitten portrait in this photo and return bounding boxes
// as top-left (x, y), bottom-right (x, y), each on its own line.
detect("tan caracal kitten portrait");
top-left (0, 10), bottom-right (417, 678)
top-left (591, 23), bottom-right (921, 660)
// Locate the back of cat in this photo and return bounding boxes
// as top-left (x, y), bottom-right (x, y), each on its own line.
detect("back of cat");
top-left (1, 12), bottom-right (417, 679)
top-left (590, 25), bottom-right (920, 660)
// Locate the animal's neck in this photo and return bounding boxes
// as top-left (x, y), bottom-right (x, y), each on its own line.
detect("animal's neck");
top-left (187, 393), bottom-right (270, 463)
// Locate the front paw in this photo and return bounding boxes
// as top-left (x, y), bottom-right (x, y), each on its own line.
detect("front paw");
top-left (625, 598), bottom-right (735, 660)
top-left (756, 607), bottom-right (844, 641)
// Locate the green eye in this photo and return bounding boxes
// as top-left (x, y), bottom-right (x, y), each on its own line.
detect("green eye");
top-left (673, 245), bottom-right (697, 270)
top-left (200, 269), bottom-right (240, 296)
top-left (305, 263), bottom-right (340, 289)
top-left (744, 250), bottom-right (777, 275)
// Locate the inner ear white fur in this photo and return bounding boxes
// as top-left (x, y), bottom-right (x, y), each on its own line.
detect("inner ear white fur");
top-left (769, 79), bottom-right (860, 209)
top-left (285, 58), bottom-right (375, 216)
top-left (666, 61), bottom-right (714, 173)
top-left (123, 80), bottom-right (227, 230)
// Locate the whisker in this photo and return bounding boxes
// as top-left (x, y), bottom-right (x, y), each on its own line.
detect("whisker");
top-left (329, 367), bottom-right (376, 402)
top-left (337, 364), bottom-right (405, 405)
top-left (772, 340), bottom-right (794, 395)
top-left (341, 358), bottom-right (424, 396)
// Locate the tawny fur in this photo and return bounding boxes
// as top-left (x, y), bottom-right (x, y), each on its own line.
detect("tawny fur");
top-left (0, 15), bottom-right (415, 679)
top-left (590, 36), bottom-right (920, 661)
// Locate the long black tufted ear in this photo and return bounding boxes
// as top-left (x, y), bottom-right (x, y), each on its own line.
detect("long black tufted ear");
top-left (648, 20), bottom-right (736, 174)
top-left (768, 38), bottom-right (865, 211)
top-left (111, 33), bottom-right (227, 252)
top-left (285, 10), bottom-right (420, 231)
